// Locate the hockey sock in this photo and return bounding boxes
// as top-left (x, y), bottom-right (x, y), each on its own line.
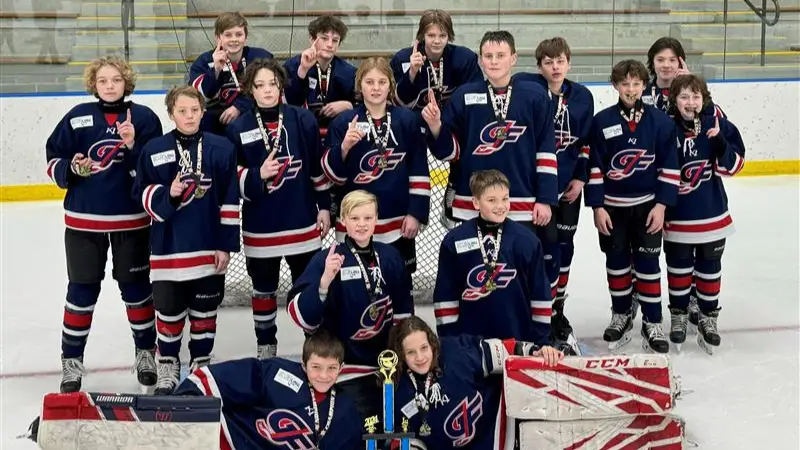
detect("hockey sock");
top-left (666, 254), bottom-right (693, 310)
top-left (250, 283), bottom-right (278, 346)
top-left (187, 307), bottom-right (218, 361)
top-left (557, 239), bottom-right (575, 301)
top-left (633, 255), bottom-right (663, 323)
top-left (605, 253), bottom-right (633, 314)
top-left (118, 281), bottom-right (156, 350)
top-left (155, 309), bottom-right (186, 359)
top-left (61, 282), bottom-right (102, 358)
top-left (542, 240), bottom-right (561, 301)
top-left (694, 258), bottom-right (722, 312)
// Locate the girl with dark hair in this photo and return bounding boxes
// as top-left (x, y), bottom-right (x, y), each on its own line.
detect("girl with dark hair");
top-left (226, 58), bottom-right (332, 360)
top-left (388, 316), bottom-right (562, 450)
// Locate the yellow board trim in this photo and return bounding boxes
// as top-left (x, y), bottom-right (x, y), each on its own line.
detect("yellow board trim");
top-left (1, 160), bottom-right (797, 202)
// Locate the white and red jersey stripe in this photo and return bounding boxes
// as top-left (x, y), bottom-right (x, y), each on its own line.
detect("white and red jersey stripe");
top-left (321, 148), bottom-right (347, 185)
top-left (336, 365), bottom-right (378, 383)
top-left (409, 176), bottom-right (431, 197)
top-left (451, 194), bottom-right (538, 222)
top-left (664, 211), bottom-right (735, 244)
top-left (150, 250), bottom-right (223, 282)
top-left (536, 152), bottom-right (558, 176)
top-left (604, 193), bottom-right (656, 207)
top-left (657, 167), bottom-right (681, 187)
top-left (142, 184), bottom-right (166, 222)
top-left (334, 216), bottom-right (404, 244)
top-left (191, 74), bottom-right (208, 99)
top-left (434, 300), bottom-right (459, 327)
top-left (220, 204), bottom-right (239, 227)
top-left (530, 300), bottom-right (552, 324)
top-left (64, 210), bottom-right (150, 233)
top-left (715, 152), bottom-right (745, 177)
top-left (243, 223), bottom-right (322, 258)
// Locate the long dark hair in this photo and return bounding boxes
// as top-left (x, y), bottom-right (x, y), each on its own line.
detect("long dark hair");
top-left (387, 316), bottom-right (442, 382)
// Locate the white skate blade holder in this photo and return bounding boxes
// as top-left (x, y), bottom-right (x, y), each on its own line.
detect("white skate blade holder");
top-left (36, 392), bottom-right (221, 450)
top-left (504, 354), bottom-right (680, 421)
top-left (518, 414), bottom-right (686, 449)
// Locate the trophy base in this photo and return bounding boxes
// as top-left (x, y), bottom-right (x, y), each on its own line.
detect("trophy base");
top-left (362, 432), bottom-right (416, 441)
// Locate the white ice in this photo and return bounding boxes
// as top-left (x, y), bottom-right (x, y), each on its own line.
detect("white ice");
top-left (1, 176), bottom-right (798, 449)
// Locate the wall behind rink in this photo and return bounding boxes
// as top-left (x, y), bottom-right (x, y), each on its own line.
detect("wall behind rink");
top-left (1, 79), bottom-right (798, 201)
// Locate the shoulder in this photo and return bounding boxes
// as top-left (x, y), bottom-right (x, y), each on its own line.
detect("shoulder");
top-left (203, 132), bottom-right (235, 154)
top-left (513, 78), bottom-right (547, 98)
top-left (229, 109), bottom-right (256, 130)
top-left (389, 105), bottom-right (417, 123)
top-left (141, 133), bottom-right (171, 154)
top-left (513, 72), bottom-right (545, 88)
top-left (247, 46), bottom-right (273, 59)
top-left (445, 218), bottom-right (476, 243)
top-left (647, 106), bottom-right (673, 125)
top-left (506, 220), bottom-right (540, 250)
top-left (391, 47), bottom-right (413, 63)
top-left (330, 109), bottom-right (358, 129)
top-left (440, 335), bottom-right (482, 362)
top-left (375, 242), bottom-right (403, 265)
top-left (284, 54), bottom-right (301, 67)
top-left (128, 102), bottom-right (159, 118)
top-left (65, 102), bottom-right (98, 118)
top-left (334, 56), bottom-right (357, 73)
top-left (449, 44), bottom-right (478, 59)
top-left (192, 50), bottom-right (213, 65)
top-left (595, 105), bottom-right (616, 121)
top-left (452, 81), bottom-right (484, 100)
top-left (568, 80), bottom-right (593, 101)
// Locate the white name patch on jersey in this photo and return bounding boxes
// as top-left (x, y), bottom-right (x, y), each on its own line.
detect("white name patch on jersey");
top-left (401, 62), bottom-right (411, 73)
top-left (603, 124), bottom-right (623, 140)
top-left (239, 128), bottom-right (262, 145)
top-left (274, 368), bottom-right (304, 393)
top-left (70, 115), bottom-right (94, 129)
top-left (464, 93), bottom-right (488, 105)
top-left (308, 77), bottom-right (318, 89)
top-left (455, 237), bottom-right (480, 254)
top-left (340, 266), bottom-right (362, 281)
top-left (355, 122), bottom-right (371, 134)
top-left (150, 150), bottom-right (176, 166)
top-left (642, 95), bottom-right (655, 105)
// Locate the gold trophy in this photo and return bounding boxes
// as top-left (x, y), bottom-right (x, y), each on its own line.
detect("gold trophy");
top-left (363, 350), bottom-right (415, 449)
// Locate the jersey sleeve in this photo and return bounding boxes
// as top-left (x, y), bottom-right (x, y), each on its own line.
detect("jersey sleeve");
top-left (45, 112), bottom-right (80, 189)
top-left (428, 91), bottom-right (463, 162)
top-left (655, 120), bottom-right (680, 207)
top-left (391, 49), bottom-right (421, 107)
top-left (226, 122), bottom-right (268, 202)
top-left (585, 116), bottom-right (608, 208)
top-left (176, 358), bottom-right (272, 408)
top-left (460, 51), bottom-right (483, 84)
top-left (571, 89), bottom-right (595, 184)
top-left (713, 118), bottom-right (746, 177)
top-left (127, 108), bottom-right (164, 176)
top-left (217, 142), bottom-right (241, 253)
top-left (283, 56), bottom-right (310, 107)
top-left (134, 140), bottom-right (180, 223)
top-left (432, 237), bottom-right (461, 337)
top-left (524, 237), bottom-right (553, 346)
top-left (387, 247), bottom-right (414, 324)
top-left (532, 93), bottom-right (559, 205)
top-left (301, 110), bottom-right (332, 211)
top-left (406, 115), bottom-right (431, 224)
top-left (321, 113), bottom-right (350, 185)
top-left (286, 249), bottom-right (330, 333)
top-left (189, 52), bottom-right (220, 101)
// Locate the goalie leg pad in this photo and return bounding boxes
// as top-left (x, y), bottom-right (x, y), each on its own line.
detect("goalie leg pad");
top-left (504, 354), bottom-right (678, 421)
top-left (518, 415), bottom-right (685, 449)
top-left (36, 392), bottom-right (221, 450)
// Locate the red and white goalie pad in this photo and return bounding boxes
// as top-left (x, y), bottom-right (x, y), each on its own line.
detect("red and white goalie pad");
top-left (504, 354), bottom-right (679, 421)
top-left (37, 392), bottom-right (221, 450)
top-left (518, 415), bottom-right (685, 449)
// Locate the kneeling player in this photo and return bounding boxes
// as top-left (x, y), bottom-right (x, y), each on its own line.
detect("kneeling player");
top-left (663, 74), bottom-right (745, 354)
top-left (433, 170), bottom-right (553, 347)
top-left (175, 330), bottom-right (363, 449)
top-left (135, 85), bottom-right (241, 394)
top-left (586, 60), bottom-right (679, 354)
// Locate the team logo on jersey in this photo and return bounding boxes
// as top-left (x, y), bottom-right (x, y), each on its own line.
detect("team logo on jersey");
top-left (462, 263), bottom-right (517, 301)
top-left (268, 156), bottom-right (303, 192)
top-left (444, 393), bottom-right (483, 447)
top-left (679, 160), bottom-right (713, 195)
top-left (473, 121), bottom-right (526, 155)
top-left (87, 139), bottom-right (127, 172)
top-left (607, 149), bottom-right (656, 180)
top-left (353, 148), bottom-right (405, 184)
top-left (555, 130), bottom-right (578, 155)
top-left (219, 85), bottom-right (240, 105)
top-left (351, 295), bottom-right (393, 340)
top-left (255, 410), bottom-right (316, 450)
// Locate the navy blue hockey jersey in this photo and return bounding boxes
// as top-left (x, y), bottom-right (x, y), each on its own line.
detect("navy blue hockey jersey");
top-left (323, 105), bottom-right (431, 243)
top-left (664, 115), bottom-right (746, 244)
top-left (227, 105), bottom-right (331, 259)
top-left (390, 43), bottom-right (484, 112)
top-left (514, 73), bottom-right (594, 194)
top-left (287, 242), bottom-right (413, 367)
top-left (428, 79), bottom-right (558, 221)
top-left (585, 103), bottom-right (680, 208)
top-left (434, 218), bottom-right (552, 345)
top-left (175, 357), bottom-right (363, 450)
top-left (642, 80), bottom-right (726, 118)
top-left (394, 335), bottom-right (511, 450)
top-left (134, 131), bottom-right (241, 282)
top-left (283, 55), bottom-right (357, 128)
top-left (45, 101), bottom-right (162, 232)
top-left (189, 46), bottom-right (274, 130)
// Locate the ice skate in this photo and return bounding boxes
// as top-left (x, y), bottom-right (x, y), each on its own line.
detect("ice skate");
top-left (551, 296), bottom-right (580, 356)
top-left (697, 309), bottom-right (721, 355)
top-left (153, 356), bottom-right (180, 395)
top-left (257, 344), bottom-right (278, 360)
top-left (189, 356), bottom-right (212, 373)
top-left (603, 310), bottom-right (633, 353)
top-left (687, 295), bottom-right (700, 329)
top-left (133, 348), bottom-right (156, 393)
top-left (630, 292), bottom-right (641, 322)
top-left (59, 355), bottom-right (86, 393)
top-left (641, 321), bottom-right (669, 354)
top-left (669, 308), bottom-right (688, 351)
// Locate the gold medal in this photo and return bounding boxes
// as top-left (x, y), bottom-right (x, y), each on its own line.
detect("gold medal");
top-left (419, 421), bottom-right (431, 436)
top-left (194, 185), bottom-right (206, 199)
top-left (485, 279), bottom-right (496, 292)
top-left (377, 157), bottom-right (388, 169)
top-left (495, 127), bottom-right (507, 141)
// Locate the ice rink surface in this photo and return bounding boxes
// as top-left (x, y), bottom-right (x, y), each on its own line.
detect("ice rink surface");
top-left (1, 176), bottom-right (798, 449)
